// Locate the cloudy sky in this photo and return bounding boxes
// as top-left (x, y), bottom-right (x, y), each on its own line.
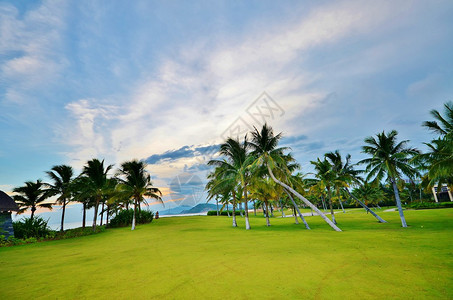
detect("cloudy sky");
top-left (1, 0), bottom-right (453, 212)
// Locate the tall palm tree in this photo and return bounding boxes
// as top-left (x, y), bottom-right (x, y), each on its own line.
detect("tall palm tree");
top-left (250, 124), bottom-right (341, 231)
top-left (116, 160), bottom-right (162, 230)
top-left (13, 180), bottom-right (52, 220)
top-left (208, 137), bottom-right (254, 229)
top-left (46, 165), bottom-right (74, 231)
top-left (81, 159), bottom-right (114, 231)
top-left (359, 130), bottom-right (419, 227)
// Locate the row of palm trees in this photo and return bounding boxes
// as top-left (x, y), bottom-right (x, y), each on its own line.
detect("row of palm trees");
top-left (12, 159), bottom-right (162, 231)
top-left (206, 101), bottom-right (452, 230)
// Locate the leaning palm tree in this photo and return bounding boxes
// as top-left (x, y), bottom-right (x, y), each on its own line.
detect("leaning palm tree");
top-left (250, 124), bottom-right (341, 231)
top-left (116, 160), bottom-right (162, 230)
top-left (359, 130), bottom-right (419, 227)
top-left (13, 180), bottom-right (52, 220)
top-left (81, 159), bottom-right (114, 231)
top-left (46, 165), bottom-right (74, 231)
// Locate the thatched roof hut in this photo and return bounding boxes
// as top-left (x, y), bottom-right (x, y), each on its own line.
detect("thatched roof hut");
top-left (0, 190), bottom-right (18, 212)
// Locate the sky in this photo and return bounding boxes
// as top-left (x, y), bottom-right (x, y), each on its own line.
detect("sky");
top-left (1, 0), bottom-right (453, 219)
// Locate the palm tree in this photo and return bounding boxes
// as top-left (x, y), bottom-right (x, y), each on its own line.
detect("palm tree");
top-left (250, 124), bottom-right (341, 231)
top-left (208, 137), bottom-right (254, 229)
top-left (81, 159), bottom-right (114, 231)
top-left (249, 177), bottom-right (278, 226)
top-left (419, 102), bottom-right (453, 192)
top-left (311, 158), bottom-right (338, 224)
top-left (359, 130), bottom-right (419, 227)
top-left (116, 160), bottom-right (162, 230)
top-left (206, 159), bottom-right (238, 226)
top-left (46, 165), bottom-right (74, 231)
top-left (71, 176), bottom-right (94, 228)
top-left (325, 150), bottom-right (388, 223)
top-left (13, 180), bottom-right (52, 220)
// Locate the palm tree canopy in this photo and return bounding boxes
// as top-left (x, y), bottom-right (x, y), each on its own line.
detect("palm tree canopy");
top-left (116, 160), bottom-right (162, 205)
top-left (359, 130), bottom-right (420, 183)
top-left (46, 164), bottom-right (74, 203)
top-left (422, 101), bottom-right (453, 138)
top-left (13, 180), bottom-right (53, 214)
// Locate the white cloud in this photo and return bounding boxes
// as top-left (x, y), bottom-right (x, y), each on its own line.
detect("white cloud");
top-left (0, 1), bottom-right (68, 104)
top-left (57, 0), bottom-right (451, 181)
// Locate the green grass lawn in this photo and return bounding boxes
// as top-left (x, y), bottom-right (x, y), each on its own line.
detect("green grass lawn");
top-left (1, 208), bottom-right (452, 299)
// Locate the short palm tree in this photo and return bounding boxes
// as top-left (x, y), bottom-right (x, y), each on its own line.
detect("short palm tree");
top-left (311, 158), bottom-right (337, 224)
top-left (419, 101), bottom-right (453, 191)
top-left (13, 180), bottom-right (52, 220)
top-left (116, 160), bottom-right (162, 230)
top-left (81, 159), bottom-right (114, 231)
top-left (360, 130), bottom-right (419, 227)
top-left (208, 137), bottom-right (254, 229)
top-left (250, 124), bottom-right (341, 231)
top-left (46, 165), bottom-right (74, 231)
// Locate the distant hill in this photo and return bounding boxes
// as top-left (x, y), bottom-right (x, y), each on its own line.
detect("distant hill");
top-left (159, 205), bottom-right (192, 215)
top-left (181, 203), bottom-right (217, 214)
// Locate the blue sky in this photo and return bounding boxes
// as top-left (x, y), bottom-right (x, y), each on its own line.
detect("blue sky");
top-left (1, 0), bottom-right (453, 216)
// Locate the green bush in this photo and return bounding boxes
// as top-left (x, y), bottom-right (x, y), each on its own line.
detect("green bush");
top-left (207, 210), bottom-right (244, 216)
top-left (108, 209), bottom-right (154, 228)
top-left (13, 217), bottom-right (53, 239)
top-left (405, 201), bottom-right (453, 209)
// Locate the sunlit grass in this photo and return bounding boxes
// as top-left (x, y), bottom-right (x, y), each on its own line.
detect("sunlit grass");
top-left (1, 208), bottom-right (452, 299)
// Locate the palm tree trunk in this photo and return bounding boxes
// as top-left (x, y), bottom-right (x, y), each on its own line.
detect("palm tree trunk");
top-left (31, 206), bottom-right (36, 220)
top-left (267, 164), bottom-right (341, 231)
top-left (321, 196), bottom-right (327, 211)
top-left (82, 202), bottom-right (86, 228)
top-left (100, 202), bottom-right (104, 226)
top-left (343, 188), bottom-right (387, 223)
top-left (239, 203), bottom-right (244, 217)
top-left (131, 198), bottom-right (137, 230)
top-left (391, 178), bottom-right (408, 227)
top-left (284, 188), bottom-right (309, 229)
top-left (280, 200), bottom-right (285, 217)
top-left (61, 199), bottom-right (66, 232)
top-left (337, 190), bottom-right (345, 213)
top-left (232, 190), bottom-right (237, 227)
top-left (216, 197), bottom-right (219, 216)
top-left (270, 205), bottom-right (274, 217)
top-left (293, 207), bottom-right (299, 224)
top-left (92, 198), bottom-right (99, 232)
top-left (226, 203), bottom-right (230, 217)
top-left (265, 201), bottom-right (271, 226)
top-left (253, 201), bottom-right (256, 216)
top-left (328, 187), bottom-right (336, 224)
top-left (244, 187), bottom-right (250, 230)
top-left (106, 205), bottom-right (110, 225)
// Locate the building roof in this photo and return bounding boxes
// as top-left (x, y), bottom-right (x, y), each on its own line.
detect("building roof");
top-left (0, 190), bottom-right (19, 212)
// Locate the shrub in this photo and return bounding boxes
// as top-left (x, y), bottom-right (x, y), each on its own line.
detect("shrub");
top-left (405, 201), bottom-right (453, 209)
top-left (207, 210), bottom-right (244, 216)
top-left (13, 217), bottom-right (53, 239)
top-left (108, 209), bottom-right (154, 228)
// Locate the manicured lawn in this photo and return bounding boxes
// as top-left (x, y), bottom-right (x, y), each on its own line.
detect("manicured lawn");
top-left (1, 208), bottom-right (452, 299)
